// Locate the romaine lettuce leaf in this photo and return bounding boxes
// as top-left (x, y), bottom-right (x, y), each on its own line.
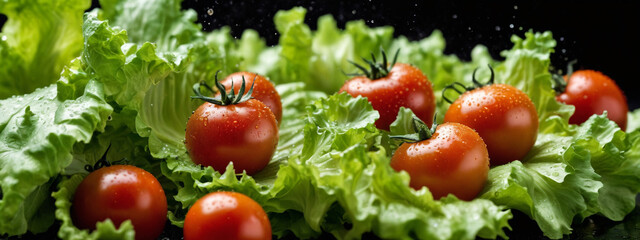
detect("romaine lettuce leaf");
top-left (0, 0), bottom-right (90, 99)
top-left (0, 72), bottom-right (112, 235)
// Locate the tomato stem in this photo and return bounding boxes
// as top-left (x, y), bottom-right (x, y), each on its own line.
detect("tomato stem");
top-left (192, 71), bottom-right (255, 105)
top-left (471, 64), bottom-right (495, 87)
top-left (442, 64), bottom-right (495, 104)
top-left (552, 59), bottom-right (577, 94)
top-left (346, 48), bottom-right (400, 80)
top-left (389, 116), bottom-right (437, 143)
top-left (84, 144), bottom-right (112, 172)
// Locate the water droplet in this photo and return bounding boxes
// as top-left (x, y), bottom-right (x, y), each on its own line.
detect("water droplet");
top-left (509, 24), bottom-right (514, 29)
top-left (495, 26), bottom-right (501, 31)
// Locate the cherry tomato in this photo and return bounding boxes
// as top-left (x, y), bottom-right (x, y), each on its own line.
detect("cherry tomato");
top-left (183, 191), bottom-right (271, 240)
top-left (185, 99), bottom-right (278, 175)
top-left (220, 72), bottom-right (282, 124)
top-left (390, 122), bottom-right (489, 201)
top-left (556, 70), bottom-right (628, 130)
top-left (444, 84), bottom-right (538, 166)
top-left (340, 63), bottom-right (436, 131)
top-left (72, 165), bottom-right (167, 240)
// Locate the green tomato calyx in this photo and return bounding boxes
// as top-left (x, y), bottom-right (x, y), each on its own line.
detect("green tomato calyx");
top-left (192, 71), bottom-right (255, 106)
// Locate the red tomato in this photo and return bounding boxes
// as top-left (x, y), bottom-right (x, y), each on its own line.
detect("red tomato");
top-left (390, 122), bottom-right (489, 201)
top-left (340, 63), bottom-right (436, 131)
top-left (72, 165), bottom-right (167, 240)
top-left (183, 191), bottom-right (271, 240)
top-left (556, 70), bottom-right (628, 130)
top-left (185, 99), bottom-right (278, 175)
top-left (220, 72), bottom-right (282, 124)
top-left (444, 84), bottom-right (538, 166)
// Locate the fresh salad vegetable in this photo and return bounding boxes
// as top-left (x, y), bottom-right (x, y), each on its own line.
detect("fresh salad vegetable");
top-left (184, 191), bottom-right (272, 240)
top-left (220, 72), bottom-right (283, 124)
top-left (390, 110), bottom-right (490, 200)
top-left (555, 69), bottom-right (628, 131)
top-left (1, 0), bottom-right (639, 240)
top-left (186, 75), bottom-right (279, 175)
top-left (340, 50), bottom-right (436, 130)
top-left (443, 67), bottom-right (539, 165)
top-left (72, 165), bottom-right (167, 240)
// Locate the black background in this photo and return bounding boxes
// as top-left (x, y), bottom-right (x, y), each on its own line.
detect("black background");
top-left (182, 0), bottom-right (640, 110)
top-left (1, 0), bottom-right (638, 110)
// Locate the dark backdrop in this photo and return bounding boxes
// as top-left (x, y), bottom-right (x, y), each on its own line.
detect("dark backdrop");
top-left (2, 0), bottom-right (638, 110)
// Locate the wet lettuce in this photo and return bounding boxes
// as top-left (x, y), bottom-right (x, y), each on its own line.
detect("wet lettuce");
top-left (0, 0), bottom-right (90, 99)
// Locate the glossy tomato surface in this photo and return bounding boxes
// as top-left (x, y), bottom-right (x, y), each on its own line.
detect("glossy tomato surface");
top-left (72, 165), bottom-right (167, 240)
top-left (390, 122), bottom-right (489, 201)
top-left (185, 99), bottom-right (278, 175)
top-left (444, 84), bottom-right (538, 166)
top-left (556, 70), bottom-right (628, 130)
top-left (221, 72), bottom-right (282, 124)
top-left (183, 191), bottom-right (271, 240)
top-left (340, 63), bottom-right (435, 131)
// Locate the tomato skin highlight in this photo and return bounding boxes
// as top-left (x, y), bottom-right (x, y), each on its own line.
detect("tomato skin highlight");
top-left (221, 72), bottom-right (283, 124)
top-left (71, 165), bottom-right (167, 240)
top-left (185, 99), bottom-right (278, 175)
top-left (340, 63), bottom-right (436, 131)
top-left (390, 122), bottom-right (489, 201)
top-left (556, 70), bottom-right (628, 130)
top-left (183, 191), bottom-right (272, 240)
top-left (444, 84), bottom-right (538, 166)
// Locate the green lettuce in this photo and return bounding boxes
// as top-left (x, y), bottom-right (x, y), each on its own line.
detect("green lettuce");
top-left (80, 0), bottom-right (248, 159)
top-left (0, 67), bottom-right (112, 235)
top-left (628, 109), bottom-right (640, 132)
top-left (1, 0), bottom-right (639, 239)
top-left (0, 0), bottom-right (90, 99)
top-left (243, 7), bottom-right (394, 94)
top-left (475, 31), bottom-right (639, 239)
top-left (160, 92), bottom-right (511, 240)
top-left (481, 114), bottom-right (640, 238)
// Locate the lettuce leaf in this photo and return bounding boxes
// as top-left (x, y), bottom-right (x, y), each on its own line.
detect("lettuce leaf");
top-left (495, 31), bottom-right (574, 122)
top-left (628, 108), bottom-right (640, 132)
top-left (81, 0), bottom-right (247, 159)
top-left (481, 114), bottom-right (640, 238)
top-left (244, 7), bottom-right (394, 94)
top-left (159, 92), bottom-right (511, 240)
top-left (0, 73), bottom-right (112, 235)
top-left (2, 1), bottom-right (638, 239)
top-left (0, 0), bottom-right (90, 99)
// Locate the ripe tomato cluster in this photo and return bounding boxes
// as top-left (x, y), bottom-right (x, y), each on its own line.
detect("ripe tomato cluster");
top-left (70, 52), bottom-right (628, 239)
